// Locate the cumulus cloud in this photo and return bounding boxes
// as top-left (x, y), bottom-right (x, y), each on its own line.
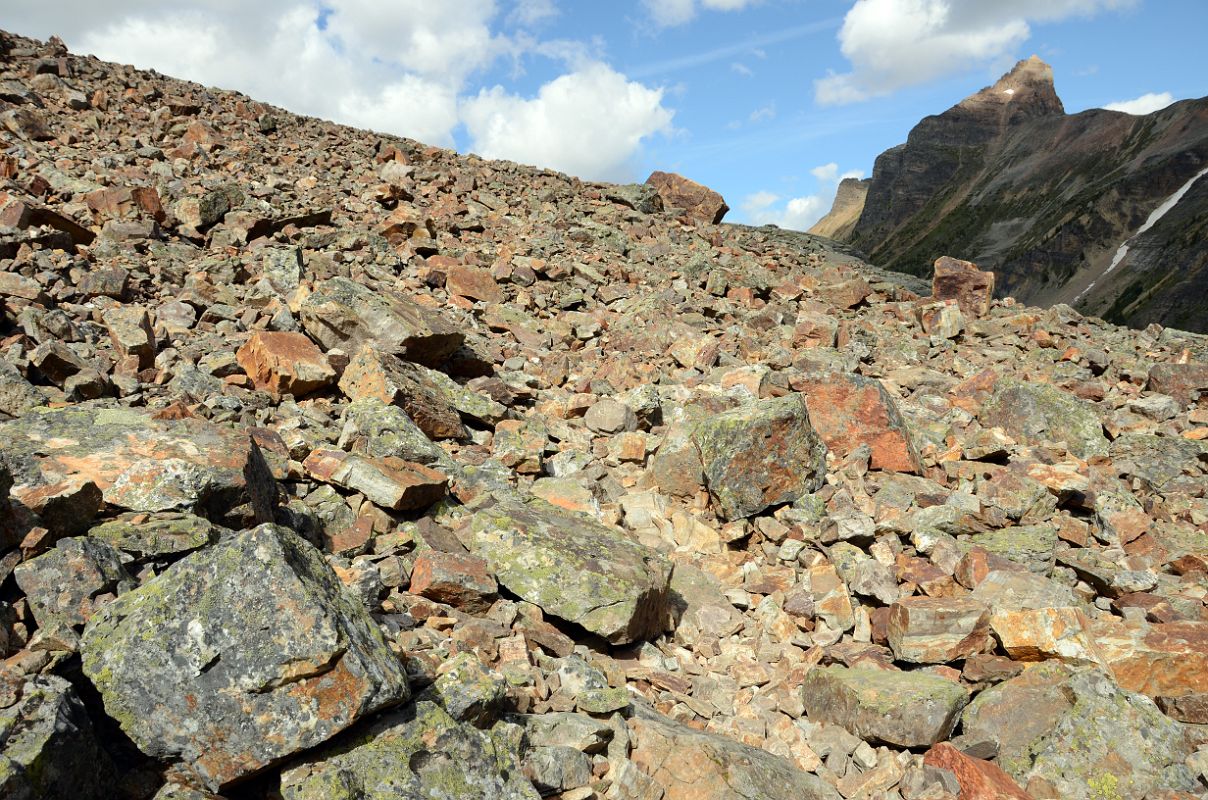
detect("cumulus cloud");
top-left (643, 0), bottom-right (761, 28)
top-left (1103, 91), bottom-right (1174, 115)
top-left (741, 163), bottom-right (866, 231)
top-left (461, 63), bottom-right (674, 180)
top-left (741, 192), bottom-right (828, 230)
top-left (6, 1), bottom-right (672, 178)
top-left (816, 0), bottom-right (1136, 105)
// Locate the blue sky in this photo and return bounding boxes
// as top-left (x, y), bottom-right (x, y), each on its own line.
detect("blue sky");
top-left (5, 0), bottom-right (1206, 229)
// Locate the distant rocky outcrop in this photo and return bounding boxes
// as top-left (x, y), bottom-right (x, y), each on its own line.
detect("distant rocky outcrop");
top-left (809, 177), bottom-right (869, 240)
top-left (824, 56), bottom-right (1208, 332)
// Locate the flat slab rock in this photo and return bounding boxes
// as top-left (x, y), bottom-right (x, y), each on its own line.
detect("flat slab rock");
top-left (977, 378), bottom-right (1109, 459)
top-left (801, 665), bottom-right (969, 748)
top-left (80, 524), bottom-right (410, 790)
top-left (458, 497), bottom-right (672, 644)
top-left (627, 704), bottom-right (840, 800)
top-left (0, 405), bottom-right (276, 522)
top-left (279, 699), bottom-right (538, 800)
top-left (300, 276), bottom-right (463, 366)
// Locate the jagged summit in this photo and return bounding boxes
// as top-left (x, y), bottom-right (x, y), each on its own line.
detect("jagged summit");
top-left (959, 55), bottom-right (1064, 116)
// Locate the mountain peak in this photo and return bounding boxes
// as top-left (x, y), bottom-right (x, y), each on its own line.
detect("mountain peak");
top-left (959, 55), bottom-right (1065, 118)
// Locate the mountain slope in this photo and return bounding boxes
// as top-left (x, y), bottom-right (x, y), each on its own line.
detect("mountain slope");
top-left (830, 56), bottom-right (1208, 331)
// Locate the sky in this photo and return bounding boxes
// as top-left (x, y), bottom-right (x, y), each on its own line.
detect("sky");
top-left (4, 1), bottom-right (1206, 230)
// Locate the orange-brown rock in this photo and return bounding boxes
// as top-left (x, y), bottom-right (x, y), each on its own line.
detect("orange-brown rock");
top-left (797, 372), bottom-right (922, 474)
top-left (409, 551), bottom-right (498, 613)
top-left (302, 448), bottom-right (447, 512)
top-left (644, 170), bottom-right (729, 225)
top-left (933, 256), bottom-right (995, 318)
top-left (1092, 619), bottom-right (1208, 722)
top-left (236, 331), bottom-right (335, 398)
top-left (445, 263), bottom-right (503, 303)
top-left (923, 743), bottom-right (1033, 799)
top-left (887, 597), bottom-right (991, 664)
top-left (338, 346), bottom-right (466, 440)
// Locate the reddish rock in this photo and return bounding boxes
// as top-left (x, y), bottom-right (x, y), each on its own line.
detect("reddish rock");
top-left (302, 449), bottom-right (447, 512)
top-left (338, 347), bottom-right (466, 440)
top-left (236, 331), bottom-right (336, 398)
top-left (932, 256), bottom-right (995, 318)
top-left (989, 607), bottom-right (1107, 667)
top-left (645, 170), bottom-right (729, 225)
top-left (797, 372), bottom-right (922, 474)
top-left (409, 551), bottom-right (498, 613)
top-left (445, 264), bottom-right (503, 303)
top-left (923, 742), bottom-right (1033, 799)
top-left (1092, 619), bottom-right (1208, 722)
top-left (887, 597), bottom-right (991, 664)
top-left (1147, 362), bottom-right (1208, 408)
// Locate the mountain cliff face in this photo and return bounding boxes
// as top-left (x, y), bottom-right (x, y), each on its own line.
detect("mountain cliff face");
top-left (808, 176), bottom-right (869, 240)
top-left (828, 56), bottom-right (1208, 332)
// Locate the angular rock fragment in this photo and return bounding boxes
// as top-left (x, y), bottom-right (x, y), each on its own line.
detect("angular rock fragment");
top-left (644, 170), bottom-right (729, 225)
top-left (339, 347), bottom-right (467, 440)
top-left (0, 406), bottom-right (275, 522)
top-left (102, 305), bottom-right (157, 369)
top-left (1147, 362), bottom-right (1208, 408)
top-left (922, 743), bottom-right (1031, 800)
top-left (1093, 619), bottom-right (1208, 722)
top-left (14, 536), bottom-right (131, 628)
top-left (978, 379), bottom-right (1108, 458)
top-left (88, 511), bottom-right (222, 562)
top-left (446, 263), bottom-right (503, 302)
top-left (81, 524), bottom-right (410, 790)
top-left (801, 665), bottom-right (969, 747)
top-left (459, 498), bottom-right (671, 644)
top-left (301, 277), bottom-right (463, 366)
top-left (279, 700), bottom-right (538, 800)
top-left (409, 550), bottom-right (498, 613)
top-left (798, 372), bottom-right (921, 473)
top-left (627, 705), bottom-right (840, 800)
top-left (0, 675), bottom-right (119, 800)
top-left (236, 331), bottom-right (335, 397)
top-left (693, 394), bottom-right (827, 520)
top-left (337, 397), bottom-right (447, 466)
top-left (887, 596), bottom-right (991, 664)
top-left (303, 448), bottom-right (448, 511)
top-left (0, 358), bottom-right (48, 416)
top-left (961, 663), bottom-right (1197, 800)
top-left (932, 256), bottom-right (995, 318)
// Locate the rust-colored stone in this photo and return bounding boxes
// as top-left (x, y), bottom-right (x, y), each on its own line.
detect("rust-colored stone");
top-left (798, 372), bottom-right (921, 473)
top-left (923, 742), bottom-right (1033, 799)
top-left (932, 256), bottom-right (995, 318)
top-left (236, 331), bottom-right (335, 398)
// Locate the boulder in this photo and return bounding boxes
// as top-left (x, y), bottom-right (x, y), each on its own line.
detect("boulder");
top-left (13, 536), bottom-right (131, 629)
top-left (80, 524), bottom-right (410, 790)
top-left (459, 498), bottom-right (671, 644)
top-left (0, 406), bottom-right (276, 523)
top-left (978, 379), bottom-right (1108, 459)
top-left (692, 394), bottom-right (827, 520)
top-left (301, 277), bottom-right (463, 366)
top-left (960, 663), bottom-right (1197, 799)
top-left (236, 331), bottom-right (335, 398)
top-left (87, 511), bottom-right (223, 562)
top-left (0, 675), bottom-right (119, 800)
top-left (1147, 362), bottom-right (1208, 408)
top-left (627, 705), bottom-right (840, 800)
top-left (801, 665), bottom-right (969, 748)
top-left (887, 596), bottom-right (991, 664)
top-left (303, 448), bottom-right (448, 511)
top-left (337, 397), bottom-right (448, 466)
top-left (102, 305), bottom-right (156, 369)
top-left (338, 347), bottom-right (467, 440)
top-left (409, 550), bottom-right (498, 613)
top-left (279, 700), bottom-right (538, 800)
top-left (932, 256), bottom-right (995, 318)
top-left (798, 372), bottom-right (922, 473)
top-left (922, 743), bottom-right (1031, 800)
top-left (644, 170), bottom-right (729, 225)
top-left (0, 358), bottom-right (48, 416)
top-left (1092, 619), bottom-right (1208, 722)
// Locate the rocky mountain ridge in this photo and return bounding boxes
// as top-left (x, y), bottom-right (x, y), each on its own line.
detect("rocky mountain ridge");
top-left (1, 30), bottom-right (1208, 800)
top-left (814, 56), bottom-right (1208, 333)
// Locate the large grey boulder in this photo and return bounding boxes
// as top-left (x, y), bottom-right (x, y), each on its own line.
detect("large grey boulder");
top-left (459, 497), bottom-right (672, 644)
top-left (801, 665), bottom-right (969, 748)
top-left (301, 277), bottom-right (463, 366)
top-left (80, 524), bottom-right (409, 790)
top-left (279, 700), bottom-right (539, 800)
top-left (0, 675), bottom-right (119, 800)
top-left (977, 379), bottom-right (1108, 458)
top-left (960, 663), bottom-right (1197, 799)
top-left (627, 704), bottom-right (840, 800)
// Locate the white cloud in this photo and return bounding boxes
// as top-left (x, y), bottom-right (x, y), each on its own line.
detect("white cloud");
top-left (461, 63), bottom-right (674, 180)
top-left (815, 0), bottom-right (1136, 105)
top-left (642, 0), bottom-right (761, 28)
top-left (1103, 91), bottom-right (1174, 115)
top-left (731, 62), bottom-right (754, 77)
top-left (8, 1), bottom-right (671, 177)
top-left (741, 192), bottom-right (828, 230)
top-left (811, 163), bottom-right (840, 182)
top-left (749, 103), bottom-right (776, 123)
